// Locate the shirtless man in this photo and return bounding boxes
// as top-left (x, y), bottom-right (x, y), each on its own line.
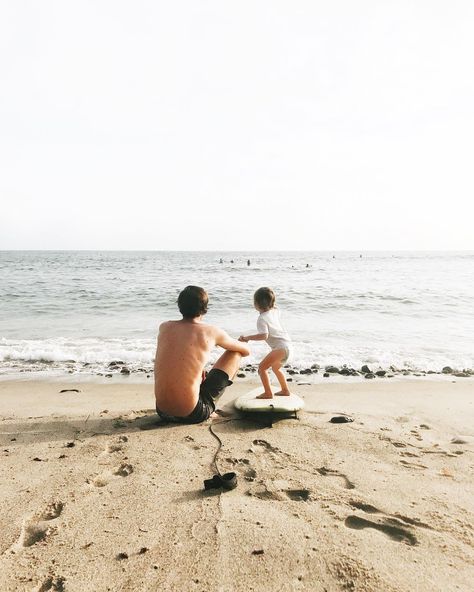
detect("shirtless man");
top-left (154, 285), bottom-right (250, 423)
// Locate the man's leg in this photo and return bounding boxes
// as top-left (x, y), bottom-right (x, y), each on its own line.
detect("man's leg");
top-left (211, 350), bottom-right (242, 380)
top-left (198, 351), bottom-right (243, 414)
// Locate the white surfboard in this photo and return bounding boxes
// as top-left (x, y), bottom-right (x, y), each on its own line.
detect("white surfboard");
top-left (234, 387), bottom-right (304, 413)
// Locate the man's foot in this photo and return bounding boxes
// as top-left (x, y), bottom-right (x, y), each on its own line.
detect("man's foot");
top-left (256, 392), bottom-right (274, 399)
top-left (274, 390), bottom-right (291, 396)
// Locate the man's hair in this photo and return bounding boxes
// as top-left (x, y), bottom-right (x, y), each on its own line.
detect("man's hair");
top-left (177, 286), bottom-right (208, 318)
top-left (254, 287), bottom-right (275, 311)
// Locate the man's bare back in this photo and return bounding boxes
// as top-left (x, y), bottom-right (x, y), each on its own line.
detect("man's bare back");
top-left (154, 317), bottom-right (249, 417)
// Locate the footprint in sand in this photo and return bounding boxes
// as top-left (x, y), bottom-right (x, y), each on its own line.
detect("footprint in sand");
top-left (316, 466), bottom-right (355, 490)
top-left (400, 451), bottom-right (421, 458)
top-left (225, 457), bottom-right (257, 481)
top-left (251, 439), bottom-right (281, 453)
top-left (346, 499), bottom-right (433, 546)
top-left (248, 483), bottom-right (312, 502)
top-left (400, 459), bottom-right (428, 470)
top-left (349, 500), bottom-right (432, 530)
top-left (35, 575), bottom-right (66, 592)
top-left (114, 463), bottom-right (133, 477)
top-left (14, 502), bottom-right (64, 549)
top-left (344, 515), bottom-right (418, 546)
top-left (285, 488), bottom-right (311, 502)
top-left (409, 430), bottom-right (423, 441)
top-left (349, 501), bottom-right (380, 514)
top-left (101, 435), bottom-right (128, 455)
top-left (247, 484), bottom-right (286, 501)
top-left (89, 463), bottom-right (134, 487)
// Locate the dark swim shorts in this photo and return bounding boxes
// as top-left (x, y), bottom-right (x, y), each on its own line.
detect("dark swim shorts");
top-left (156, 368), bottom-right (232, 424)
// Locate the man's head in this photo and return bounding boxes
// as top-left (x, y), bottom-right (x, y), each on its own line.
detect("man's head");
top-left (177, 286), bottom-right (208, 319)
top-left (254, 287), bottom-right (275, 312)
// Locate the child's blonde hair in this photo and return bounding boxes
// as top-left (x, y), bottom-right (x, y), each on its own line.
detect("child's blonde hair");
top-left (254, 287), bottom-right (275, 311)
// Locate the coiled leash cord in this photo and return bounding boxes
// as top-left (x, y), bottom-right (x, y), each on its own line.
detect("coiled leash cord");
top-left (204, 419), bottom-right (238, 491)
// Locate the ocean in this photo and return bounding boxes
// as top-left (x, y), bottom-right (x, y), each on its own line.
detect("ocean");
top-left (0, 251), bottom-right (473, 380)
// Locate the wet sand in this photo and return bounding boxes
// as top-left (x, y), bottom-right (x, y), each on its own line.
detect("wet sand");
top-left (0, 378), bottom-right (473, 591)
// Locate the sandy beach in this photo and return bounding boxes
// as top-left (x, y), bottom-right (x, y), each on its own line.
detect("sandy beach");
top-left (0, 377), bottom-right (473, 591)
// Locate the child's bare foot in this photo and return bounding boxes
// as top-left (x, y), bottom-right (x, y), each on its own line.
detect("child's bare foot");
top-left (274, 390), bottom-right (291, 396)
top-left (256, 392), bottom-right (274, 399)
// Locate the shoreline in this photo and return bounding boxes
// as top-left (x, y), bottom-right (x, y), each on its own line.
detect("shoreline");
top-left (1, 360), bottom-right (473, 385)
top-left (0, 379), bottom-right (473, 591)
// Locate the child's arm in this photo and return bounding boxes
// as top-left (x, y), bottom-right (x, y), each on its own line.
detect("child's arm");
top-left (238, 332), bottom-right (268, 342)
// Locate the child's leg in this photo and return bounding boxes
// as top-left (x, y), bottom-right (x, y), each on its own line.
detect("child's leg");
top-left (272, 362), bottom-right (290, 396)
top-left (256, 350), bottom-right (286, 399)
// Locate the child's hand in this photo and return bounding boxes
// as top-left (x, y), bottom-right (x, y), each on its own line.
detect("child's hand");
top-left (238, 335), bottom-right (248, 342)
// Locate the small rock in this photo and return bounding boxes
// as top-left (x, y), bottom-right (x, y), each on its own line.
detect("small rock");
top-left (116, 552), bottom-right (128, 560)
top-left (288, 369), bottom-right (297, 375)
top-left (252, 549), bottom-right (264, 555)
top-left (237, 373), bottom-right (245, 378)
top-left (326, 366), bottom-right (339, 373)
top-left (311, 363), bottom-right (320, 370)
top-left (65, 442), bottom-right (75, 448)
top-left (105, 374), bottom-right (113, 378)
top-left (454, 372), bottom-right (470, 378)
top-left (323, 372), bottom-right (330, 378)
top-left (300, 368), bottom-right (312, 374)
top-left (361, 365), bottom-right (371, 374)
top-left (138, 547), bottom-right (148, 554)
top-left (442, 366), bottom-right (453, 374)
top-left (121, 367), bottom-right (130, 375)
top-left (364, 373), bottom-right (375, 379)
top-left (375, 370), bottom-right (386, 377)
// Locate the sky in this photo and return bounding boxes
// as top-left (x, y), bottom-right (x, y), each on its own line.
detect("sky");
top-left (0, 1), bottom-right (473, 250)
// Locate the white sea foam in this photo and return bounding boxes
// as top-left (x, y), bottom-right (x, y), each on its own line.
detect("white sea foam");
top-left (0, 336), bottom-right (472, 377)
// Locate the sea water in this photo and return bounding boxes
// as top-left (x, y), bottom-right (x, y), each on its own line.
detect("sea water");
top-left (0, 251), bottom-right (473, 378)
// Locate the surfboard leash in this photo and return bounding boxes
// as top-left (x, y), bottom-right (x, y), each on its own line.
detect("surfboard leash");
top-left (204, 419), bottom-right (239, 491)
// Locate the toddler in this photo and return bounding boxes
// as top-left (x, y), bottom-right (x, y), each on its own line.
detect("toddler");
top-left (239, 287), bottom-right (291, 399)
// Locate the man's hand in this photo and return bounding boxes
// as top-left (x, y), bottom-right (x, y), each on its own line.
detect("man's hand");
top-left (238, 335), bottom-right (248, 342)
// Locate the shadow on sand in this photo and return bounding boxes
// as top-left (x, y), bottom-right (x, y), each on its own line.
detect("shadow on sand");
top-left (0, 409), bottom-right (298, 446)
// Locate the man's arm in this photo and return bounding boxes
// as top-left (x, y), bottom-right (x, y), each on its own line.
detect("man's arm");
top-left (215, 328), bottom-right (250, 356)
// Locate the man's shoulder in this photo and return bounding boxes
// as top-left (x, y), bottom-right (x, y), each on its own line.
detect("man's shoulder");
top-left (159, 320), bottom-right (180, 332)
top-left (201, 322), bottom-right (222, 335)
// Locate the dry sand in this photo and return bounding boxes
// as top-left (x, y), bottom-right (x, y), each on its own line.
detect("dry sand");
top-left (0, 377), bottom-right (473, 591)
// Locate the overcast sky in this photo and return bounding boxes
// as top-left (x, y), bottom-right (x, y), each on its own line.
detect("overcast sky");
top-left (1, 1), bottom-right (473, 250)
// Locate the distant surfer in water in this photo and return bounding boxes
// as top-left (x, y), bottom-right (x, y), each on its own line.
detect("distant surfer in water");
top-left (239, 287), bottom-right (292, 399)
top-left (154, 286), bottom-right (250, 423)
